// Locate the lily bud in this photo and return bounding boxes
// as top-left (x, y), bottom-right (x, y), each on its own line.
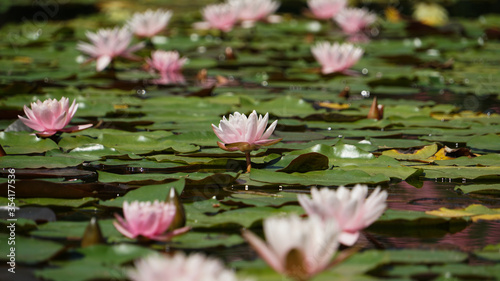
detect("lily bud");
top-left (81, 217), bottom-right (105, 248)
top-left (367, 97), bottom-right (384, 120)
top-left (225, 47), bottom-right (237, 60)
top-left (166, 187), bottom-right (186, 231)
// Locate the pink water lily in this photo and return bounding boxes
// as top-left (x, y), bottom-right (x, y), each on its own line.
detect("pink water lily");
top-left (307, 0), bottom-right (346, 20)
top-left (212, 110), bottom-right (280, 152)
top-left (128, 9), bottom-right (173, 38)
top-left (128, 252), bottom-right (247, 281)
top-left (242, 215), bottom-right (342, 281)
top-left (113, 200), bottom-right (190, 241)
top-left (212, 110), bottom-right (281, 172)
top-left (229, 0), bottom-right (280, 24)
top-left (298, 185), bottom-right (388, 246)
top-left (200, 3), bottom-right (239, 32)
top-left (311, 41), bottom-right (364, 74)
top-left (146, 50), bottom-right (187, 84)
top-left (334, 7), bottom-right (377, 35)
top-left (18, 97), bottom-right (92, 137)
top-left (77, 27), bottom-right (144, 71)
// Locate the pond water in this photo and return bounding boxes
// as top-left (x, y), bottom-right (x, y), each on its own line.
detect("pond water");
top-left (1, 0), bottom-right (500, 281)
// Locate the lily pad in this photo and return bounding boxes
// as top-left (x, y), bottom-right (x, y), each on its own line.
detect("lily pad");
top-left (0, 132), bottom-right (58, 154)
top-left (426, 204), bottom-right (500, 221)
top-left (0, 233), bottom-right (65, 264)
top-left (250, 169), bottom-right (389, 186)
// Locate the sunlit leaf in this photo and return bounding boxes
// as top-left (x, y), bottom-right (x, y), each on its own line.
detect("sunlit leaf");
top-left (426, 204), bottom-right (500, 221)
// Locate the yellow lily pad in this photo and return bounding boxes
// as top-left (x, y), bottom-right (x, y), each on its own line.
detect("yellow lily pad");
top-left (382, 143), bottom-right (438, 160)
top-left (426, 204), bottom-right (500, 221)
top-left (316, 101), bottom-right (350, 110)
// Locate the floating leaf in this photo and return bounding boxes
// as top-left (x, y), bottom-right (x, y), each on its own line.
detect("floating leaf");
top-left (455, 184), bottom-right (500, 194)
top-left (171, 232), bottom-right (244, 249)
top-left (423, 166), bottom-right (500, 180)
top-left (332, 140), bottom-right (374, 159)
top-left (474, 244), bottom-right (500, 261)
top-left (0, 132), bottom-right (58, 154)
top-left (273, 152), bottom-right (329, 172)
top-left (467, 134), bottom-right (500, 151)
top-left (31, 219), bottom-right (122, 240)
top-left (34, 244), bottom-right (156, 281)
top-left (250, 169), bottom-right (389, 186)
top-left (99, 180), bottom-right (185, 208)
top-left (0, 233), bottom-right (65, 264)
top-left (426, 204), bottom-right (500, 221)
top-left (382, 143), bottom-right (438, 160)
top-left (221, 192), bottom-right (298, 208)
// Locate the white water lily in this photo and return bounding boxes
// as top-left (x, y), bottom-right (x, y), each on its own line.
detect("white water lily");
top-left (307, 0), bottom-right (346, 20)
top-left (334, 7), bottom-right (377, 34)
top-left (129, 252), bottom-right (248, 281)
top-left (242, 215), bottom-right (341, 281)
top-left (298, 185), bottom-right (388, 246)
top-left (128, 9), bottom-right (173, 38)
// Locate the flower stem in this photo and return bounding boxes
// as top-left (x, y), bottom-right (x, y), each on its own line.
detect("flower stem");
top-left (245, 151), bottom-right (251, 173)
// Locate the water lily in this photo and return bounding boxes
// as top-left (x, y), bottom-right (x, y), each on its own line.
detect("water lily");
top-left (311, 41), bottom-right (363, 74)
top-left (128, 9), bottom-right (173, 38)
top-left (77, 26), bottom-right (144, 71)
top-left (200, 3), bottom-right (239, 32)
top-left (242, 214), bottom-right (344, 281)
top-left (18, 97), bottom-right (92, 137)
top-left (128, 252), bottom-right (247, 281)
top-left (212, 110), bottom-right (281, 172)
top-left (334, 7), bottom-right (377, 35)
top-left (113, 200), bottom-right (190, 241)
top-left (307, 0), bottom-right (346, 20)
top-left (298, 185), bottom-right (388, 246)
top-left (229, 0), bottom-right (280, 25)
top-left (146, 50), bottom-right (187, 84)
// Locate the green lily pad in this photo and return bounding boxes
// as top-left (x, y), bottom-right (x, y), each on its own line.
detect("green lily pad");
top-left (272, 152), bottom-right (329, 172)
top-left (0, 155), bottom-right (84, 169)
top-left (423, 166), bottom-right (500, 180)
top-left (434, 154), bottom-right (500, 166)
top-left (467, 134), bottom-right (500, 151)
top-left (31, 219), bottom-right (122, 240)
top-left (0, 132), bottom-right (58, 154)
top-left (455, 184), bottom-right (500, 194)
top-left (34, 244), bottom-right (156, 281)
top-left (59, 133), bottom-right (199, 154)
top-left (187, 204), bottom-right (303, 229)
top-left (250, 168), bottom-right (389, 186)
top-left (474, 244), bottom-right (500, 261)
top-left (0, 233), bottom-right (65, 264)
top-left (0, 197), bottom-right (97, 208)
top-left (171, 232), bottom-right (244, 249)
top-left (221, 192), bottom-right (298, 208)
top-left (100, 180), bottom-right (185, 208)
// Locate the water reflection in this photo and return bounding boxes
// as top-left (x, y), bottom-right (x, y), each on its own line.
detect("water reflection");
top-left (388, 181), bottom-right (493, 212)
top-left (150, 72), bottom-right (186, 85)
top-left (368, 180), bottom-right (500, 251)
top-left (368, 220), bottom-right (500, 252)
